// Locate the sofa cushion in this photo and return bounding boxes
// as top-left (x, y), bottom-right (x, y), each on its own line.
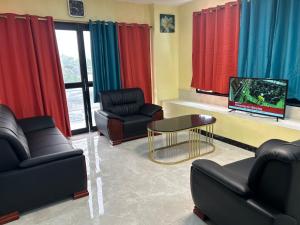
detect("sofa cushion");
top-left (26, 128), bottom-right (73, 158)
top-left (0, 104), bottom-right (30, 160)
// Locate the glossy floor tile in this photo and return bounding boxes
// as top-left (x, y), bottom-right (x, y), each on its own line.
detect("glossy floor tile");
top-left (11, 132), bottom-right (254, 225)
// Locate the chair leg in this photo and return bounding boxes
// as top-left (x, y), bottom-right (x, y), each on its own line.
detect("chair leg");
top-left (193, 206), bottom-right (208, 220)
top-left (73, 190), bottom-right (89, 200)
top-left (111, 140), bottom-right (122, 146)
top-left (0, 212), bottom-right (19, 225)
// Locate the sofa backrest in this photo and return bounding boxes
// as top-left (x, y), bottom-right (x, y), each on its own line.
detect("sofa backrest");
top-left (249, 140), bottom-right (300, 221)
top-left (0, 104), bottom-right (31, 162)
top-left (99, 88), bottom-right (145, 116)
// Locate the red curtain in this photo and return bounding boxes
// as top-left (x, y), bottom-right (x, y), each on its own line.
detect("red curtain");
top-left (117, 23), bottom-right (152, 103)
top-left (191, 2), bottom-right (240, 94)
top-left (0, 14), bottom-right (71, 136)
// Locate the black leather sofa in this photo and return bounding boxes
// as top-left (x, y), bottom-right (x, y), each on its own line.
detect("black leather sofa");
top-left (95, 88), bottom-right (163, 145)
top-left (191, 139), bottom-right (300, 225)
top-left (0, 104), bottom-right (88, 224)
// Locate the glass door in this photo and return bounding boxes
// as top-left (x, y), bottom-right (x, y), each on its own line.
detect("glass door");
top-left (55, 23), bottom-right (98, 135)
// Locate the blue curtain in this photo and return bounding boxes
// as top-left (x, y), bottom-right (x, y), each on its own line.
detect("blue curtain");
top-left (89, 21), bottom-right (121, 102)
top-left (238, 0), bottom-right (300, 100)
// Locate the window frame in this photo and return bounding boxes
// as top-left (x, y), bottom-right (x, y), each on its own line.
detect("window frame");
top-left (55, 22), bottom-right (97, 135)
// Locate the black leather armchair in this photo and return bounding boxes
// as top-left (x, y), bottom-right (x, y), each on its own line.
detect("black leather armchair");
top-left (191, 139), bottom-right (300, 225)
top-left (94, 88), bottom-right (163, 145)
top-left (0, 104), bottom-right (88, 224)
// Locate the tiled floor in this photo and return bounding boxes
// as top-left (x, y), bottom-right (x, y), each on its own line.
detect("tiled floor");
top-left (11, 132), bottom-right (254, 225)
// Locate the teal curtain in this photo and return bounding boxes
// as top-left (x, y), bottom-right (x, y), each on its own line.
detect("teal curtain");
top-left (238, 0), bottom-right (300, 100)
top-left (89, 21), bottom-right (121, 102)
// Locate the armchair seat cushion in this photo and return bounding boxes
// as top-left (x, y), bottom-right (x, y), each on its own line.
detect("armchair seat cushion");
top-left (26, 128), bottom-right (73, 158)
top-left (123, 114), bottom-right (152, 123)
top-left (123, 115), bottom-right (152, 138)
top-left (140, 104), bottom-right (162, 117)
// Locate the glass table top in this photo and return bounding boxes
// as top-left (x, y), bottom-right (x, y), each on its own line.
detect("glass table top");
top-left (147, 114), bottom-right (216, 132)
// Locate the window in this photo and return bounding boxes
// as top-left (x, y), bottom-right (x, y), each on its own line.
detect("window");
top-left (55, 22), bottom-right (98, 134)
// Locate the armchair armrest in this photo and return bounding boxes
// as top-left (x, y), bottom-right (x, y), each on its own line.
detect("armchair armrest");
top-left (192, 159), bottom-right (251, 197)
top-left (19, 149), bottom-right (83, 168)
top-left (140, 104), bottom-right (162, 117)
top-left (98, 110), bottom-right (124, 121)
top-left (18, 116), bottom-right (55, 133)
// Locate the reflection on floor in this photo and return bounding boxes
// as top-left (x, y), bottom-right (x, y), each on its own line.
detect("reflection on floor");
top-left (11, 132), bottom-right (254, 225)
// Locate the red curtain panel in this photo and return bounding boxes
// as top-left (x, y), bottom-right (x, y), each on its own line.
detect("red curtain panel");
top-left (117, 23), bottom-right (152, 103)
top-left (191, 2), bottom-right (240, 94)
top-left (0, 14), bottom-right (71, 136)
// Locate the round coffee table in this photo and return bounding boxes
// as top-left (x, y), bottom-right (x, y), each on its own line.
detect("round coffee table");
top-left (147, 114), bottom-right (216, 165)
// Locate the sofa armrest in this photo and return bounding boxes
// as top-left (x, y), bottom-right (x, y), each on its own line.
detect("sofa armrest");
top-left (19, 149), bottom-right (83, 168)
top-left (17, 116), bottom-right (55, 133)
top-left (192, 159), bottom-right (251, 197)
top-left (98, 110), bottom-right (124, 121)
top-left (140, 104), bottom-right (162, 117)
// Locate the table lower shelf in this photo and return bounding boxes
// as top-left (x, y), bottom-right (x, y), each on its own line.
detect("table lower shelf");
top-left (147, 124), bottom-right (215, 165)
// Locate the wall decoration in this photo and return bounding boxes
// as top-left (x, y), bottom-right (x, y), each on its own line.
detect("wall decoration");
top-left (67, 0), bottom-right (85, 17)
top-left (160, 14), bottom-right (175, 33)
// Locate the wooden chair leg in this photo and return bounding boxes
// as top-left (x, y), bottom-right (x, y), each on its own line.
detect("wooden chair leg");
top-left (73, 190), bottom-right (89, 200)
top-left (0, 212), bottom-right (19, 225)
top-left (193, 206), bottom-right (208, 220)
top-left (111, 140), bottom-right (122, 146)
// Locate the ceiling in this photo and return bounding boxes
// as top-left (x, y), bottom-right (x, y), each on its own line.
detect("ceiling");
top-left (116, 0), bottom-right (192, 6)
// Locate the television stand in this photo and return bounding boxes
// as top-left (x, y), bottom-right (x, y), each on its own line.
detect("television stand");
top-left (248, 113), bottom-right (280, 122)
top-left (228, 109), bottom-right (236, 113)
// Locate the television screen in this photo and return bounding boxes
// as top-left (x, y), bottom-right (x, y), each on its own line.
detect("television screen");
top-left (228, 77), bottom-right (288, 119)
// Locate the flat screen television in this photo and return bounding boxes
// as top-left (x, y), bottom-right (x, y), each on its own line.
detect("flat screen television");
top-left (228, 77), bottom-right (288, 119)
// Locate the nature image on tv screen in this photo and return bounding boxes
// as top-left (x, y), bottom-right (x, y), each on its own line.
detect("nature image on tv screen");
top-left (228, 78), bottom-right (288, 118)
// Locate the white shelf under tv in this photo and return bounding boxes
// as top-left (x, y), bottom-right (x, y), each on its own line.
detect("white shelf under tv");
top-left (164, 100), bottom-right (300, 132)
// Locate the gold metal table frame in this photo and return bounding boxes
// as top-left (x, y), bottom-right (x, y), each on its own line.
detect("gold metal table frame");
top-left (147, 123), bottom-right (215, 165)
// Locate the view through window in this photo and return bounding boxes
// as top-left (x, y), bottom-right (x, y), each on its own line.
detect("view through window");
top-left (55, 23), bottom-right (98, 134)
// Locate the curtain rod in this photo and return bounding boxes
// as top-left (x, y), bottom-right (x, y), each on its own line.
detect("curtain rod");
top-left (55, 19), bottom-right (153, 28)
top-left (194, 1), bottom-right (239, 14)
top-left (0, 15), bottom-right (152, 28)
top-left (0, 14), bottom-right (49, 20)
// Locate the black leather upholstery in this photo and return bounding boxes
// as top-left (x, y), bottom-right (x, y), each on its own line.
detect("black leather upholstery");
top-left (0, 105), bottom-right (30, 160)
top-left (123, 115), bottom-right (152, 138)
top-left (100, 88), bottom-right (145, 116)
top-left (95, 88), bottom-right (163, 145)
top-left (97, 110), bottom-right (124, 121)
top-left (140, 103), bottom-right (162, 117)
top-left (26, 128), bottom-right (74, 157)
top-left (18, 116), bottom-right (55, 133)
top-left (191, 139), bottom-right (300, 225)
top-left (0, 104), bottom-right (87, 217)
top-left (192, 159), bottom-right (252, 197)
